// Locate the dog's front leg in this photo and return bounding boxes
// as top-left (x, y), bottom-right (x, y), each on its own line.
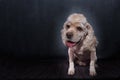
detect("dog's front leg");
top-left (89, 49), bottom-right (97, 76)
top-left (68, 48), bottom-right (75, 75)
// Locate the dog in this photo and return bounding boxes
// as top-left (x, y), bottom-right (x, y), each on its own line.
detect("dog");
top-left (61, 13), bottom-right (98, 76)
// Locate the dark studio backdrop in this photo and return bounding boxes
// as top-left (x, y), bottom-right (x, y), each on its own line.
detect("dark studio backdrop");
top-left (0, 0), bottom-right (120, 60)
top-left (0, 0), bottom-right (120, 79)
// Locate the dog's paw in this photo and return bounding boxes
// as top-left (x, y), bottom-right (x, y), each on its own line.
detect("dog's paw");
top-left (89, 67), bottom-right (96, 76)
top-left (68, 67), bottom-right (75, 75)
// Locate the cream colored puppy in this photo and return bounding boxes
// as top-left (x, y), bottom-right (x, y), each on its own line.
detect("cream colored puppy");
top-left (61, 13), bottom-right (98, 76)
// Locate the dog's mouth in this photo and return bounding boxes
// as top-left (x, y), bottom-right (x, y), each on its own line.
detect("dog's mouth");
top-left (66, 41), bottom-right (76, 47)
top-left (66, 40), bottom-right (79, 47)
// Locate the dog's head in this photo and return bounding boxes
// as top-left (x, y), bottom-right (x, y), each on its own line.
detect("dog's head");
top-left (61, 13), bottom-right (91, 47)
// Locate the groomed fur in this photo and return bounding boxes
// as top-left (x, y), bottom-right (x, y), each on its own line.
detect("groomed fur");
top-left (61, 13), bottom-right (98, 76)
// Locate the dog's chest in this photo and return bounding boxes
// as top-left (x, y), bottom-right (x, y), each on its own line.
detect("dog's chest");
top-left (72, 47), bottom-right (90, 62)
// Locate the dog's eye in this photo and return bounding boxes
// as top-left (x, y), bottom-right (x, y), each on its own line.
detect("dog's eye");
top-left (66, 25), bottom-right (70, 29)
top-left (77, 27), bottom-right (83, 31)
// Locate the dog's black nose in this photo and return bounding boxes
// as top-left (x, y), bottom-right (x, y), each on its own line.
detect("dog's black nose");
top-left (66, 32), bottom-right (73, 39)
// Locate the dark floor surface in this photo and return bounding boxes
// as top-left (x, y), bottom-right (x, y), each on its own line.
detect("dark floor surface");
top-left (0, 56), bottom-right (120, 79)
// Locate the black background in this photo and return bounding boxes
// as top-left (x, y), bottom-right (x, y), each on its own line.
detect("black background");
top-left (0, 0), bottom-right (120, 79)
top-left (0, 0), bottom-right (120, 60)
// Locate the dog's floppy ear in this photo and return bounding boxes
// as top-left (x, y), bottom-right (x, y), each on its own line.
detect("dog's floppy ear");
top-left (60, 23), bottom-right (66, 46)
top-left (61, 21), bottom-right (66, 33)
top-left (83, 22), bottom-right (93, 36)
top-left (60, 29), bottom-right (64, 35)
top-left (85, 22), bottom-right (91, 30)
top-left (61, 27), bottom-right (66, 46)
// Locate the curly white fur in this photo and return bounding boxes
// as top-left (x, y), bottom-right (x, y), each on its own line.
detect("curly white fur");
top-left (61, 13), bottom-right (98, 76)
